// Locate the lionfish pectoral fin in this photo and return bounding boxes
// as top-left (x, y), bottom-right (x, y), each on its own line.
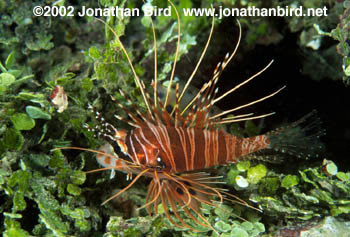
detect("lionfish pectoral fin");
top-left (153, 173), bottom-right (227, 233)
top-left (266, 110), bottom-right (326, 159)
top-left (165, 180), bottom-right (219, 234)
top-left (144, 179), bottom-right (194, 231)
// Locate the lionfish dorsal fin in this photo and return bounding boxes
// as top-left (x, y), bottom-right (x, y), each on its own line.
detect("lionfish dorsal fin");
top-left (157, 99), bottom-right (176, 127)
top-left (180, 57), bottom-right (227, 129)
top-left (175, 20), bottom-right (242, 129)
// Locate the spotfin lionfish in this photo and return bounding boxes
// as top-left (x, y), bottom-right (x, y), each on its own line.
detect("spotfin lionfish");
top-left (58, 1), bottom-right (324, 233)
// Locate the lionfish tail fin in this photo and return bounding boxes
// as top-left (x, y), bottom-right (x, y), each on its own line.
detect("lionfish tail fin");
top-left (266, 110), bottom-right (325, 159)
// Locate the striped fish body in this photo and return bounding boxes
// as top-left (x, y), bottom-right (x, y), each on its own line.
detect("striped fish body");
top-left (125, 125), bottom-right (270, 173)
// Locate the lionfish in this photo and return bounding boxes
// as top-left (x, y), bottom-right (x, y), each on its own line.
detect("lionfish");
top-left (60, 1), bottom-right (324, 233)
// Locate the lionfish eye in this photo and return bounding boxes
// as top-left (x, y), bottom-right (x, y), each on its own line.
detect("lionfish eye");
top-left (156, 156), bottom-right (166, 169)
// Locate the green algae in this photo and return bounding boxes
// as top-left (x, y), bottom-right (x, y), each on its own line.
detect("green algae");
top-left (247, 164), bottom-right (267, 184)
top-left (332, 5), bottom-right (350, 85)
top-left (281, 175), bottom-right (299, 189)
